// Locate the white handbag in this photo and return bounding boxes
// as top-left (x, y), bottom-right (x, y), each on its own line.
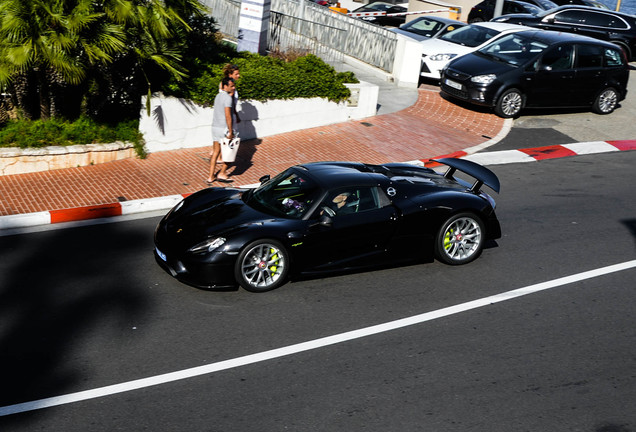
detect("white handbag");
top-left (220, 131), bottom-right (240, 163)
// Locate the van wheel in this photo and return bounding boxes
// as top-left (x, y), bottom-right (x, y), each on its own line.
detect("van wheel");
top-left (494, 88), bottom-right (524, 118)
top-left (592, 87), bottom-right (618, 115)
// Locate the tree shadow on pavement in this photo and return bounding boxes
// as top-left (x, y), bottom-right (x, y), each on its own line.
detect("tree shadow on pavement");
top-left (0, 221), bottom-right (152, 426)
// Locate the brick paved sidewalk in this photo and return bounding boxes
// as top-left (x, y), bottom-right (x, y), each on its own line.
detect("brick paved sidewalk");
top-left (0, 89), bottom-right (505, 217)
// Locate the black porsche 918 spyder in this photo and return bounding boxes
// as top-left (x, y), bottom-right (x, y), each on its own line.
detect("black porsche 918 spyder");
top-left (154, 159), bottom-right (501, 292)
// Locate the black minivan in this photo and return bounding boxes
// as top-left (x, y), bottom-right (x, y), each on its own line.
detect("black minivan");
top-left (440, 30), bottom-right (629, 118)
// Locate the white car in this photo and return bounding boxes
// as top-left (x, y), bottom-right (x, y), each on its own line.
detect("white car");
top-left (420, 22), bottom-right (526, 80)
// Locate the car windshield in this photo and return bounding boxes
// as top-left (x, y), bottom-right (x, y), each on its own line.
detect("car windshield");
top-left (358, 2), bottom-right (394, 11)
top-left (401, 18), bottom-right (445, 36)
top-left (244, 168), bottom-right (322, 219)
top-left (440, 25), bottom-right (502, 48)
top-left (477, 33), bottom-right (548, 65)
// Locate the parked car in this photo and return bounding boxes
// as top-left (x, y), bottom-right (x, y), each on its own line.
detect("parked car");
top-left (349, 2), bottom-right (407, 27)
top-left (154, 159), bottom-right (501, 292)
top-left (550, 0), bottom-right (610, 9)
top-left (439, 30), bottom-right (629, 118)
top-left (467, 0), bottom-right (544, 23)
top-left (390, 16), bottom-right (466, 41)
top-left (493, 5), bottom-right (636, 60)
top-left (420, 22), bottom-right (527, 80)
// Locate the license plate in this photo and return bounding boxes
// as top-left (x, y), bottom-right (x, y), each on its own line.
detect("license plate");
top-left (444, 78), bottom-right (462, 90)
top-left (155, 247), bottom-right (167, 262)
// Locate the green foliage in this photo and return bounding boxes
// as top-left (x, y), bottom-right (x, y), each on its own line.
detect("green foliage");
top-left (163, 52), bottom-right (359, 104)
top-left (0, 117), bottom-right (146, 158)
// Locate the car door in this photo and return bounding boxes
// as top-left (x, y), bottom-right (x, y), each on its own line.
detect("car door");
top-left (294, 186), bottom-right (399, 271)
top-left (526, 43), bottom-right (576, 107)
top-left (570, 43), bottom-right (606, 106)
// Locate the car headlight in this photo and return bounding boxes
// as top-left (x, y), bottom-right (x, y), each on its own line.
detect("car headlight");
top-left (471, 74), bottom-right (497, 85)
top-left (188, 237), bottom-right (227, 254)
top-left (429, 53), bottom-right (458, 62)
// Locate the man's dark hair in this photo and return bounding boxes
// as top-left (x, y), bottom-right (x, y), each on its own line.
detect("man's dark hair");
top-left (221, 77), bottom-right (234, 87)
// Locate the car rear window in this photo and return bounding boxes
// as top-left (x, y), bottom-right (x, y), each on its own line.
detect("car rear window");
top-left (604, 47), bottom-right (625, 67)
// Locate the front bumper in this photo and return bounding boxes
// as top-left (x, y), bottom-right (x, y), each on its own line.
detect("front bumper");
top-left (154, 246), bottom-right (237, 289)
top-left (440, 75), bottom-right (498, 108)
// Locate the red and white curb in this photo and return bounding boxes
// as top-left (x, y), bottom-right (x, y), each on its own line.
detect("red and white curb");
top-left (0, 195), bottom-right (187, 231)
top-left (1, 140), bottom-right (635, 231)
top-left (411, 139), bottom-right (636, 168)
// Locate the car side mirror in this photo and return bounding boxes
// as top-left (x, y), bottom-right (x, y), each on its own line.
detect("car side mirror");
top-left (259, 175), bottom-right (270, 184)
top-left (544, 17), bottom-right (555, 24)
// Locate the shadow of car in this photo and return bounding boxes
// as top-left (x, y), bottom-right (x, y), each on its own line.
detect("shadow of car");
top-left (440, 30), bottom-right (630, 118)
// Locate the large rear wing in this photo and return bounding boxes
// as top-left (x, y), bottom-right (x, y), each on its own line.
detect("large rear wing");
top-left (434, 158), bottom-right (500, 194)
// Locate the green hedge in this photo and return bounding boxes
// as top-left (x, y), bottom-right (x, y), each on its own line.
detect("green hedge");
top-left (0, 117), bottom-right (146, 158)
top-left (166, 53), bottom-right (359, 105)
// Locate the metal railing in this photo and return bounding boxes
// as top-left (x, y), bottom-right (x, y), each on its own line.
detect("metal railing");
top-left (200, 0), bottom-right (398, 72)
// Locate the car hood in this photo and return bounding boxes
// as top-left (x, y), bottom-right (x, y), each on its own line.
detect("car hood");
top-left (160, 188), bottom-right (276, 245)
top-left (421, 38), bottom-right (472, 56)
top-left (447, 52), bottom-right (517, 76)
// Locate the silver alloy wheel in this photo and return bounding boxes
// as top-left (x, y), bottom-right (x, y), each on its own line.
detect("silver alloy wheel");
top-left (240, 242), bottom-right (287, 289)
top-left (441, 216), bottom-right (483, 262)
top-left (596, 88), bottom-right (617, 114)
top-left (500, 91), bottom-right (522, 117)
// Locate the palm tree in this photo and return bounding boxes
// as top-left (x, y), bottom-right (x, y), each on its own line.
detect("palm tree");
top-left (0, 0), bottom-right (127, 119)
top-left (0, 0), bottom-right (207, 121)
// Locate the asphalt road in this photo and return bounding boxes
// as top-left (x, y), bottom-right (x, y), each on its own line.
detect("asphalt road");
top-left (1, 151), bottom-right (635, 431)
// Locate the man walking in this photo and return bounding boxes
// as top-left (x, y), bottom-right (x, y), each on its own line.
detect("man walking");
top-left (208, 77), bottom-right (236, 183)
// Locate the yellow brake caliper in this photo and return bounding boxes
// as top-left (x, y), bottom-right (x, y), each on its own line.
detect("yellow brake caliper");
top-left (269, 248), bottom-right (279, 274)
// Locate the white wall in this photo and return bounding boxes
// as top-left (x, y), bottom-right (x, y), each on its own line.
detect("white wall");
top-left (139, 82), bottom-right (378, 153)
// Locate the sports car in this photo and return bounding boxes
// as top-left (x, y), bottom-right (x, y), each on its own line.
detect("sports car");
top-left (154, 159), bottom-right (501, 292)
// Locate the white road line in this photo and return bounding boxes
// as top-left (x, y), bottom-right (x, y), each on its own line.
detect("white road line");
top-left (2, 259), bottom-right (636, 417)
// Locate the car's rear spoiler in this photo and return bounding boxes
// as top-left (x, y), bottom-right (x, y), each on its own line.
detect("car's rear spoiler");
top-left (434, 158), bottom-right (500, 194)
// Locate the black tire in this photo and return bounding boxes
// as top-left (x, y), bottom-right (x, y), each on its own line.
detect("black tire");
top-left (434, 213), bottom-right (485, 265)
top-left (592, 87), bottom-right (618, 115)
top-left (234, 239), bottom-right (289, 292)
top-left (494, 88), bottom-right (524, 118)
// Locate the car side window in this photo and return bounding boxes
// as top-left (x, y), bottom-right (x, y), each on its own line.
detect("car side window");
top-left (319, 187), bottom-right (385, 217)
top-left (553, 10), bottom-right (586, 24)
top-left (540, 45), bottom-right (574, 70)
top-left (576, 44), bottom-right (603, 68)
top-left (604, 48), bottom-right (624, 67)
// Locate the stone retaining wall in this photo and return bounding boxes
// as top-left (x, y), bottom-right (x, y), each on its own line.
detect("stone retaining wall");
top-left (0, 142), bottom-right (135, 176)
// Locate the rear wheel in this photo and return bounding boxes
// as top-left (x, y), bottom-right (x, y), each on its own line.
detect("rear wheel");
top-left (592, 87), bottom-right (618, 115)
top-left (235, 240), bottom-right (289, 292)
top-left (494, 88), bottom-right (524, 118)
top-left (435, 213), bottom-right (485, 265)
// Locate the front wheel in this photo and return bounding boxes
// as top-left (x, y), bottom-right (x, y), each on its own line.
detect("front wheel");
top-left (494, 88), bottom-right (524, 118)
top-left (435, 213), bottom-right (485, 265)
top-left (592, 87), bottom-right (618, 115)
top-left (235, 240), bottom-right (289, 292)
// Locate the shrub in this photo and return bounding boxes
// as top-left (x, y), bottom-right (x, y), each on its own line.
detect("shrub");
top-left (0, 118), bottom-right (146, 158)
top-left (164, 52), bottom-right (359, 105)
